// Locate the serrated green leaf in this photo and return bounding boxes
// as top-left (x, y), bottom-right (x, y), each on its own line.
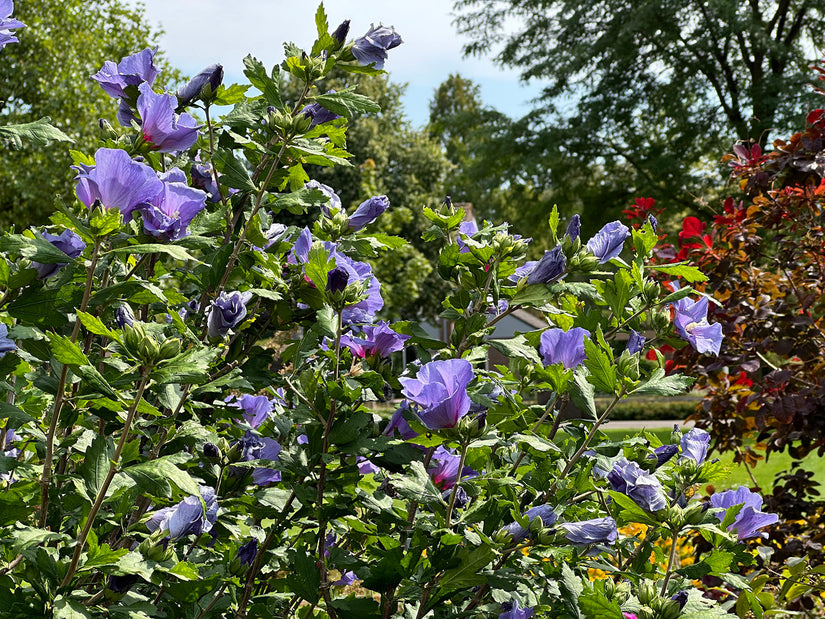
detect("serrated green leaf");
top-left (0, 233), bottom-right (80, 263)
top-left (123, 455), bottom-right (201, 498)
top-left (108, 243), bottom-right (203, 264)
top-left (78, 434), bottom-right (114, 499)
top-left (0, 117), bottom-right (72, 148)
top-left (631, 368), bottom-right (694, 396)
top-left (76, 311), bottom-right (118, 340)
top-left (47, 333), bottom-right (89, 366)
top-left (584, 338), bottom-right (617, 394)
top-left (314, 88), bottom-right (381, 117)
top-left (242, 54), bottom-right (283, 109)
top-left (213, 148), bottom-right (257, 193)
top-left (650, 262), bottom-right (708, 283)
top-left (489, 335), bottom-right (541, 364)
top-left (437, 544), bottom-right (496, 593)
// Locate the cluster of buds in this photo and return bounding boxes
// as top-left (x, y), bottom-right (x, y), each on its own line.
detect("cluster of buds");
top-left (121, 323), bottom-right (181, 366)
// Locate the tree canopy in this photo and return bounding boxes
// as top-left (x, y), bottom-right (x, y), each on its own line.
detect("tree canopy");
top-left (452, 0), bottom-right (825, 231)
top-left (0, 0), bottom-right (176, 229)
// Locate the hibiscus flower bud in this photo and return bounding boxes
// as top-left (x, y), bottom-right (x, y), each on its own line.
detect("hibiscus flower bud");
top-left (331, 20), bottom-right (351, 47)
top-left (176, 64), bottom-right (224, 109)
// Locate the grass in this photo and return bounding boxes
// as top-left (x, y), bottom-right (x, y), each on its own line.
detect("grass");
top-left (600, 427), bottom-right (825, 491)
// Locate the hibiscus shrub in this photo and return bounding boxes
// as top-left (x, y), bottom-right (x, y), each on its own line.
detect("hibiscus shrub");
top-left (0, 5), bottom-right (779, 618)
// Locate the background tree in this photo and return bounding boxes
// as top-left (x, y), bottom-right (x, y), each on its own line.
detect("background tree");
top-left (0, 0), bottom-right (176, 229)
top-left (452, 0), bottom-right (825, 235)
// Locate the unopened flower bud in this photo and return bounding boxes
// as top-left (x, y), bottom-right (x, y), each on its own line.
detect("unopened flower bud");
top-left (114, 304), bottom-right (135, 328)
top-left (331, 20), bottom-right (350, 47)
top-left (98, 118), bottom-right (118, 140)
top-left (176, 63), bottom-right (224, 108)
top-left (157, 338), bottom-right (181, 360)
top-left (326, 266), bottom-right (349, 294)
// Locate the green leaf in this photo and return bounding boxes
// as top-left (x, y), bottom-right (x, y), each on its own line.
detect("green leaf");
top-left (579, 588), bottom-right (624, 619)
top-left (123, 455), bottom-right (201, 498)
top-left (108, 244), bottom-right (203, 264)
top-left (314, 88), bottom-right (381, 117)
top-left (437, 544), bottom-right (496, 593)
top-left (570, 367), bottom-right (597, 418)
top-left (559, 562), bottom-right (583, 619)
top-left (77, 311), bottom-right (118, 340)
top-left (0, 117), bottom-right (72, 148)
top-left (0, 233), bottom-right (80, 263)
top-left (513, 433), bottom-right (561, 453)
top-left (242, 54), bottom-right (283, 109)
top-left (548, 204), bottom-right (559, 243)
top-left (305, 244), bottom-right (333, 291)
top-left (650, 262), bottom-right (708, 283)
top-left (608, 491), bottom-right (659, 527)
top-left (489, 335), bottom-right (541, 364)
top-left (214, 148), bottom-right (257, 193)
top-left (631, 368), bottom-right (694, 396)
top-left (393, 461), bottom-right (443, 505)
top-left (583, 338), bottom-right (617, 394)
top-left (89, 207), bottom-right (123, 237)
top-left (77, 435), bottom-right (114, 499)
top-left (47, 333), bottom-right (89, 366)
top-left (213, 83), bottom-right (250, 106)
top-left (53, 596), bottom-right (92, 619)
top-left (314, 3), bottom-right (329, 37)
top-left (271, 185), bottom-right (327, 214)
top-left (287, 550), bottom-right (320, 604)
top-left (0, 401), bottom-right (35, 425)
top-left (151, 346), bottom-right (220, 385)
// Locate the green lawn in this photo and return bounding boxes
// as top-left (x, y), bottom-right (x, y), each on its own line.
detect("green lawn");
top-left (601, 428), bottom-right (825, 491)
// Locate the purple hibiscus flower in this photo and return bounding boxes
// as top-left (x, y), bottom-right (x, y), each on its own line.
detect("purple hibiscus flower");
top-left (0, 0), bottom-right (24, 50)
top-left (626, 329), bottom-right (645, 354)
top-left (333, 570), bottom-right (358, 586)
top-left (607, 458), bottom-right (668, 512)
top-left (457, 219), bottom-right (479, 254)
top-left (326, 266), bottom-right (349, 293)
top-left (302, 101), bottom-right (341, 128)
top-left (502, 504), bottom-right (558, 543)
top-left (710, 486), bottom-right (779, 540)
top-left (499, 599), bottom-right (534, 619)
top-left (428, 446), bottom-right (478, 490)
top-left (207, 291), bottom-right (253, 338)
top-left (75, 148), bottom-right (163, 217)
top-left (92, 48), bottom-right (159, 100)
top-left (114, 304), bottom-right (135, 328)
top-left (383, 402), bottom-right (419, 441)
top-left (32, 229), bottom-right (86, 279)
top-left (348, 195), bottom-right (389, 231)
top-left (526, 245), bottom-right (566, 284)
top-left (190, 161), bottom-right (221, 202)
top-left (586, 221), bottom-right (630, 263)
top-left (565, 214), bottom-right (581, 240)
top-left (331, 249), bottom-right (383, 324)
top-left (237, 538), bottom-right (258, 567)
top-left (652, 444), bottom-right (679, 468)
top-left (176, 64), bottom-right (223, 108)
top-left (680, 428), bottom-right (710, 464)
top-left (138, 168), bottom-right (207, 241)
top-left (560, 517), bottom-right (618, 545)
top-left (137, 83), bottom-right (199, 153)
top-left (351, 24), bottom-right (403, 70)
top-left (399, 359), bottom-right (474, 430)
top-left (237, 431), bottom-right (282, 486)
top-left (0, 324), bottom-right (16, 358)
top-left (228, 394), bottom-right (274, 428)
top-left (306, 180), bottom-right (342, 215)
top-left (672, 295), bottom-right (723, 355)
top-left (146, 486), bottom-right (218, 539)
top-left (339, 321), bottom-right (410, 358)
top-left (539, 327), bottom-right (589, 369)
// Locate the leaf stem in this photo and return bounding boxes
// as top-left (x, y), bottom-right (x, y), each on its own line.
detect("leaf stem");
top-left (39, 237), bottom-right (102, 527)
top-left (659, 528), bottom-right (680, 596)
top-left (60, 367), bottom-right (151, 587)
top-left (445, 440), bottom-right (469, 527)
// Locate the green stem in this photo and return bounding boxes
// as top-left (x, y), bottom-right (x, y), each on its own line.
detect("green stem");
top-left (660, 529), bottom-right (680, 596)
top-left (445, 441), bottom-right (469, 528)
top-left (60, 368), bottom-right (151, 587)
top-left (509, 395), bottom-right (562, 476)
top-left (540, 389), bottom-right (624, 502)
top-left (236, 492), bottom-right (296, 618)
top-left (39, 237), bottom-right (102, 528)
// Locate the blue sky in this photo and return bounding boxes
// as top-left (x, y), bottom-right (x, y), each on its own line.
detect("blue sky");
top-left (132, 0), bottom-right (547, 127)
